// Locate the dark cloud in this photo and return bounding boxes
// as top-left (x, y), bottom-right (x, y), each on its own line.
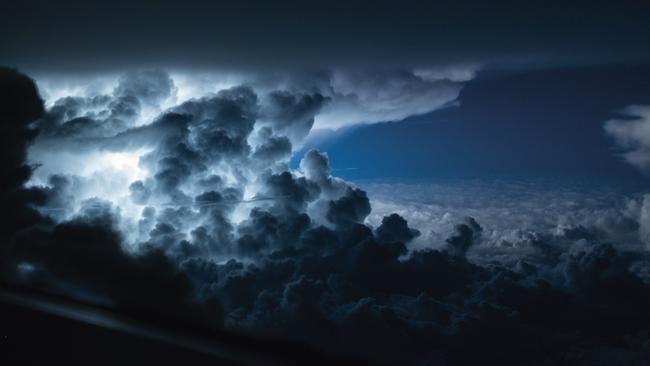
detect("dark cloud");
top-left (236, 208), bottom-right (311, 255)
top-left (10, 214), bottom-right (222, 329)
top-left (444, 217), bottom-right (482, 258)
top-left (154, 156), bottom-right (192, 195)
top-left (260, 91), bottom-right (327, 143)
top-left (251, 130), bottom-right (292, 163)
top-left (0, 68), bottom-right (220, 330)
top-left (265, 172), bottom-right (321, 214)
top-left (129, 180), bottom-right (151, 204)
top-left (113, 69), bottom-right (176, 106)
top-left (0, 67), bottom-right (43, 191)
top-left (375, 213), bottom-right (421, 244)
top-left (174, 86), bottom-right (258, 140)
top-left (0, 67), bottom-right (47, 274)
top-left (326, 187), bottom-right (371, 228)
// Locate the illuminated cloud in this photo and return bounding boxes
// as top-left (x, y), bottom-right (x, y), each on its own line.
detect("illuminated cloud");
top-left (35, 67), bottom-right (475, 132)
top-left (605, 105), bottom-right (650, 172)
top-left (5, 68), bottom-right (650, 365)
top-left (313, 69), bottom-right (465, 129)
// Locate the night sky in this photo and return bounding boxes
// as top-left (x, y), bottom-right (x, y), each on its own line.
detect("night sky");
top-left (2, 1), bottom-right (650, 365)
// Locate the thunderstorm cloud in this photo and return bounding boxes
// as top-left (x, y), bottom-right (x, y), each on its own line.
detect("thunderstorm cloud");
top-left (3, 67), bottom-right (650, 365)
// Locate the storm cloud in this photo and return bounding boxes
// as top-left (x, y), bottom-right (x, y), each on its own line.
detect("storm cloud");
top-left (3, 67), bottom-right (650, 365)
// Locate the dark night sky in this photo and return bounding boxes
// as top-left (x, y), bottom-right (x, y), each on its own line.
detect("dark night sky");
top-left (2, 0), bottom-right (650, 73)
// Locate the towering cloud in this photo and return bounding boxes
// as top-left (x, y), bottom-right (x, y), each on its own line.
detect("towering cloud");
top-left (3, 68), bottom-right (650, 365)
top-left (0, 67), bottom-right (222, 328)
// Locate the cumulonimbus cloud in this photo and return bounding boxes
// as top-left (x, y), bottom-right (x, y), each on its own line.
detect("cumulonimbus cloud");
top-left (4, 68), bottom-right (650, 365)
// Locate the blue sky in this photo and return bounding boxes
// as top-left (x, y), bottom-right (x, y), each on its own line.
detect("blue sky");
top-left (294, 64), bottom-right (650, 186)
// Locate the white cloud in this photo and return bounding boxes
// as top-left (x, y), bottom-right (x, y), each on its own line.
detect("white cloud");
top-left (35, 66), bottom-right (476, 131)
top-left (314, 69), bottom-right (466, 129)
top-left (362, 180), bottom-right (650, 253)
top-left (604, 105), bottom-right (650, 172)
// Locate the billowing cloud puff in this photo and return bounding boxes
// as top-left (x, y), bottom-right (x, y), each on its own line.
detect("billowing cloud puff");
top-left (604, 105), bottom-right (650, 172)
top-left (35, 66), bottom-right (475, 133)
